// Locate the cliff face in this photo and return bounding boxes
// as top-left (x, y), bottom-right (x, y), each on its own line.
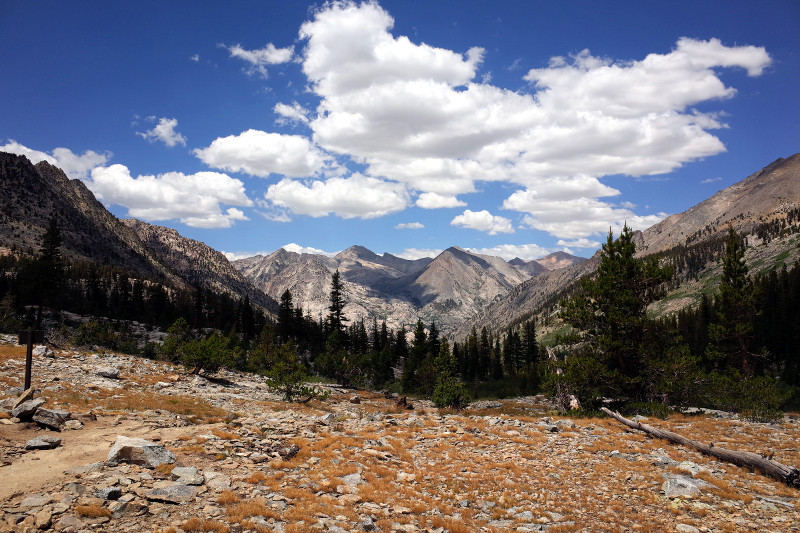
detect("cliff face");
top-left (0, 153), bottom-right (178, 284)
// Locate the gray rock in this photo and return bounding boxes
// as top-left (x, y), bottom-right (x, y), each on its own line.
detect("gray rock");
top-left (171, 466), bottom-right (205, 485)
top-left (204, 471), bottom-right (231, 491)
top-left (64, 419), bottom-right (84, 430)
top-left (341, 472), bottom-right (364, 486)
top-left (96, 487), bottom-right (123, 500)
top-left (54, 514), bottom-right (84, 531)
top-left (25, 435), bottom-right (62, 450)
top-left (662, 475), bottom-right (709, 498)
top-left (106, 435), bottom-right (176, 468)
top-left (676, 525), bottom-right (699, 533)
top-left (515, 510), bottom-right (535, 520)
top-left (361, 517), bottom-right (376, 531)
top-left (32, 345), bottom-right (54, 358)
top-left (66, 463), bottom-right (104, 476)
top-left (32, 407), bottom-right (70, 430)
top-left (145, 484), bottom-right (198, 503)
top-left (108, 497), bottom-right (148, 518)
top-left (96, 366), bottom-right (120, 379)
top-left (19, 493), bottom-right (53, 507)
top-left (11, 386), bottom-right (35, 410)
top-left (12, 397), bottom-right (45, 419)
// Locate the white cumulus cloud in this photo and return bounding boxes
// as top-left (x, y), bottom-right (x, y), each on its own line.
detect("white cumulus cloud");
top-left (194, 129), bottom-right (329, 178)
top-left (451, 209), bottom-right (514, 235)
top-left (1, 140), bottom-right (110, 180)
top-left (415, 192), bottom-right (467, 209)
top-left (222, 42), bottom-right (294, 78)
top-left (395, 222), bottom-right (424, 230)
top-left (264, 174), bottom-right (409, 219)
top-left (397, 248), bottom-right (442, 260)
top-left (137, 117), bottom-right (187, 147)
top-left (274, 102), bottom-right (311, 125)
top-left (288, 2), bottom-right (770, 239)
top-left (465, 243), bottom-right (553, 261)
top-left (88, 164), bottom-right (252, 228)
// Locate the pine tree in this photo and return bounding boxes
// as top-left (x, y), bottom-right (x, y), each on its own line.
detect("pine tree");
top-left (559, 224), bottom-right (673, 405)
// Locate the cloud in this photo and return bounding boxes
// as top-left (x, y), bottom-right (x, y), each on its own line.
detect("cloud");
top-left (290, 3), bottom-right (770, 239)
top-left (222, 42), bottom-right (294, 78)
top-left (396, 248), bottom-right (442, 260)
top-left (282, 243), bottom-right (338, 256)
top-left (465, 243), bottom-right (552, 261)
top-left (1, 140), bottom-right (110, 180)
top-left (501, 175), bottom-right (667, 239)
top-left (556, 238), bottom-right (601, 249)
top-left (700, 177), bottom-right (723, 184)
top-left (264, 174), bottom-right (409, 218)
top-left (415, 192), bottom-right (467, 209)
top-left (194, 129), bottom-right (329, 178)
top-left (274, 102), bottom-right (310, 125)
top-left (451, 209), bottom-right (514, 235)
top-left (136, 117), bottom-right (187, 147)
top-left (88, 164), bottom-right (252, 228)
top-left (395, 222), bottom-right (424, 230)
top-left (190, 54), bottom-right (200, 62)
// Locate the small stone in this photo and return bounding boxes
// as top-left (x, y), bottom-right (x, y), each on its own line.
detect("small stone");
top-left (145, 484), bottom-right (198, 503)
top-left (96, 366), bottom-right (120, 379)
top-left (171, 466), bottom-right (205, 486)
top-left (676, 525), bottom-right (700, 533)
top-left (20, 493), bottom-right (53, 507)
top-left (662, 475), bottom-right (708, 499)
top-left (25, 435), bottom-right (62, 450)
top-left (341, 472), bottom-right (364, 486)
top-left (349, 395), bottom-right (361, 404)
top-left (96, 487), bottom-right (123, 500)
top-left (34, 510), bottom-right (52, 529)
top-left (64, 419), bottom-right (84, 430)
top-left (54, 514), bottom-right (84, 531)
top-left (361, 517), bottom-right (376, 532)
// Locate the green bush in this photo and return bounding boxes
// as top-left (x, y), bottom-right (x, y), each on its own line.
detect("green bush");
top-left (704, 371), bottom-right (790, 422)
top-left (432, 376), bottom-right (470, 409)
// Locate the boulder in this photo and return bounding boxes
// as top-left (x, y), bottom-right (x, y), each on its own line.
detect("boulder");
top-left (11, 387), bottom-right (35, 410)
top-left (96, 487), bottom-right (123, 500)
top-left (25, 435), bottom-right (62, 450)
top-left (96, 366), bottom-right (120, 379)
top-left (11, 397), bottom-right (45, 420)
top-left (106, 435), bottom-right (176, 468)
top-left (32, 345), bottom-right (54, 358)
top-left (32, 407), bottom-right (70, 430)
top-left (144, 484), bottom-right (197, 503)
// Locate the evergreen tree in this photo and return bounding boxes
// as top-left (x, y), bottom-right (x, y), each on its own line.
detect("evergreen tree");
top-left (277, 289), bottom-right (295, 342)
top-left (706, 227), bottom-right (758, 375)
top-left (326, 270), bottom-right (348, 350)
top-left (558, 224), bottom-right (673, 405)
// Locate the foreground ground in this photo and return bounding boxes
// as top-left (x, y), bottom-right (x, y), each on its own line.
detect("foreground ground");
top-left (0, 338), bottom-right (798, 533)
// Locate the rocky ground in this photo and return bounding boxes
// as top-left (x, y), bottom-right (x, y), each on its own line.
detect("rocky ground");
top-left (0, 337), bottom-right (799, 533)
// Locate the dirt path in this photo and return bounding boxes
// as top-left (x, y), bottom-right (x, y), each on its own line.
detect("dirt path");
top-left (0, 416), bottom-right (213, 500)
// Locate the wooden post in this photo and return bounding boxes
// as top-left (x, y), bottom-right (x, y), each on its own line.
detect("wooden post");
top-left (18, 330), bottom-right (44, 390)
top-left (24, 333), bottom-right (33, 390)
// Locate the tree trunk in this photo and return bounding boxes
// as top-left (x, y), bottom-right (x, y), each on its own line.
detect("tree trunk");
top-left (600, 407), bottom-right (800, 489)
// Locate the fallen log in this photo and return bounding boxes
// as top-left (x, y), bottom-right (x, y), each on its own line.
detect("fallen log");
top-left (600, 407), bottom-right (800, 489)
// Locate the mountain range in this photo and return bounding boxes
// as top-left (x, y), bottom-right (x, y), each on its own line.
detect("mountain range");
top-left (1, 150), bottom-right (798, 339)
top-left (233, 245), bottom-right (578, 332)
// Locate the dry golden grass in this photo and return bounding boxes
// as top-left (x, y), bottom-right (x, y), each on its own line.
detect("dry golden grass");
top-left (226, 498), bottom-right (281, 523)
top-left (0, 344), bottom-right (26, 362)
top-left (40, 383), bottom-right (229, 423)
top-left (216, 491), bottom-right (241, 505)
top-left (211, 428), bottom-right (239, 440)
top-left (181, 518), bottom-right (230, 532)
top-left (74, 504), bottom-right (112, 518)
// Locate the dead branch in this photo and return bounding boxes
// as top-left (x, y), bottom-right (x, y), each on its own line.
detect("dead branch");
top-left (600, 407), bottom-right (800, 489)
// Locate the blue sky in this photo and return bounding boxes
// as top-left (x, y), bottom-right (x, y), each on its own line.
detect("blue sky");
top-left (1, 0), bottom-right (797, 261)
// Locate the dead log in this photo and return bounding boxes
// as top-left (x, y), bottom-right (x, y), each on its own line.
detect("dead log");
top-left (600, 407), bottom-right (800, 489)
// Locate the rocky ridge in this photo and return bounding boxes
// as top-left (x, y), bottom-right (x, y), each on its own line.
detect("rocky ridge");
top-left (459, 153), bottom-right (800, 338)
top-left (1, 338), bottom-right (798, 532)
top-left (234, 247), bottom-right (583, 334)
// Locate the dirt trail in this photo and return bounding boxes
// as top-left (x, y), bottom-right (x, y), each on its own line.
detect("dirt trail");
top-left (0, 416), bottom-right (212, 500)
